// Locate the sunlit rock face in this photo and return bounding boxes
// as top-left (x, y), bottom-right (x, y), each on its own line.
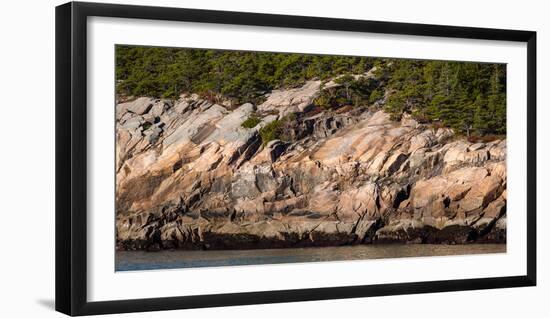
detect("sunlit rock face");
top-left (115, 82), bottom-right (506, 251)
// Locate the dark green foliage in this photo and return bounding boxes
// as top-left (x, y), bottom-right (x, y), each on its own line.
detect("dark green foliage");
top-left (382, 60), bottom-right (506, 136)
top-left (259, 120), bottom-right (282, 145)
top-left (258, 114), bottom-right (297, 145)
top-left (368, 88), bottom-right (384, 104)
top-left (116, 45), bottom-right (375, 104)
top-left (142, 122), bottom-right (152, 131)
top-left (313, 94), bottom-right (331, 109)
top-left (241, 116), bottom-right (262, 129)
top-left (314, 75), bottom-right (379, 110)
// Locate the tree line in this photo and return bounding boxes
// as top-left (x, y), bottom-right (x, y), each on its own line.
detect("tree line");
top-left (116, 45), bottom-right (506, 136)
top-left (116, 45), bottom-right (375, 104)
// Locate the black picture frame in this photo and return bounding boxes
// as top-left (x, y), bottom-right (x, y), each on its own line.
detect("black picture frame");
top-left (55, 1), bottom-right (537, 316)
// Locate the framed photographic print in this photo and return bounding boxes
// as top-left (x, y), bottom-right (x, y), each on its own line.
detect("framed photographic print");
top-left (55, 1), bottom-right (536, 316)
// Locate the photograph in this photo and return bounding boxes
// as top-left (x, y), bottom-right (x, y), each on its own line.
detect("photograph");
top-left (114, 46), bottom-right (507, 271)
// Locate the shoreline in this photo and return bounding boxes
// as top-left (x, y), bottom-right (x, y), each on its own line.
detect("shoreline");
top-left (116, 229), bottom-right (506, 252)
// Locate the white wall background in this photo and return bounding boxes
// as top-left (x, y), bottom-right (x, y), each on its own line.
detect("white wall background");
top-left (0, 0), bottom-right (547, 316)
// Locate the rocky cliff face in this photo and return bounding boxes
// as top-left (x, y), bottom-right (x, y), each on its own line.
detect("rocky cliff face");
top-left (115, 81), bottom-right (506, 251)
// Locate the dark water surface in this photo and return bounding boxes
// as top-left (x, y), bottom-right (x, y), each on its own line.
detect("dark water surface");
top-left (116, 244), bottom-right (506, 271)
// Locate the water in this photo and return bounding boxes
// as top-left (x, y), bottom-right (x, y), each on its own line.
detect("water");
top-left (116, 244), bottom-right (505, 271)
